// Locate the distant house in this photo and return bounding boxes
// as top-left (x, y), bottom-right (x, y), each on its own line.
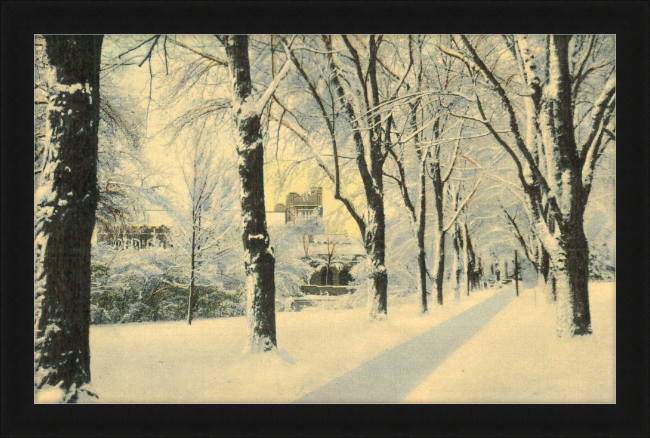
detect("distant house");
top-left (93, 205), bottom-right (176, 250)
top-left (268, 187), bottom-right (323, 225)
top-left (96, 224), bottom-right (172, 250)
top-left (267, 187), bottom-right (365, 298)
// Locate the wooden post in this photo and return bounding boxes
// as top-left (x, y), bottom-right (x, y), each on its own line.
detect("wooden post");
top-left (514, 250), bottom-right (519, 297)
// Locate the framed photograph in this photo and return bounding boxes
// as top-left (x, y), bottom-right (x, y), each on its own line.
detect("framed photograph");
top-left (2, 1), bottom-right (648, 436)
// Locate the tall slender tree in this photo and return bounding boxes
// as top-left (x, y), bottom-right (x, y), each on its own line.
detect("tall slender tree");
top-left (324, 35), bottom-right (390, 319)
top-left (34, 35), bottom-right (104, 402)
top-left (276, 35), bottom-right (405, 320)
top-left (383, 36), bottom-right (432, 314)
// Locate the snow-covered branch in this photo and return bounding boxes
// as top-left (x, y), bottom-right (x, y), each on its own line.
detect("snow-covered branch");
top-left (579, 76), bottom-right (616, 163)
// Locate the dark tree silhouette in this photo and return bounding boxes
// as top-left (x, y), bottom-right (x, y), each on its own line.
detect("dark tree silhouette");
top-left (34, 35), bottom-right (104, 402)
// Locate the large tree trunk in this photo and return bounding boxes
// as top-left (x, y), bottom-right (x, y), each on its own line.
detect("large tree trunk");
top-left (538, 35), bottom-right (592, 335)
top-left (364, 36), bottom-right (389, 321)
top-left (34, 35), bottom-right (103, 402)
top-left (431, 153), bottom-right (446, 305)
top-left (547, 215), bottom-right (591, 335)
top-left (323, 35), bottom-right (388, 320)
top-left (433, 230), bottom-right (446, 305)
top-left (416, 120), bottom-right (429, 313)
top-left (224, 36), bottom-right (277, 352)
top-left (416, 213), bottom-right (428, 313)
top-left (365, 196), bottom-right (388, 319)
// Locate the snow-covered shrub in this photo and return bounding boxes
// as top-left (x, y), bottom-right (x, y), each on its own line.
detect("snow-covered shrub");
top-left (90, 305), bottom-right (112, 324)
top-left (195, 285), bottom-right (235, 318)
top-left (120, 302), bottom-right (154, 323)
top-left (90, 235), bottom-right (246, 324)
top-left (161, 266), bottom-right (190, 286)
top-left (269, 216), bottom-right (326, 300)
top-left (110, 269), bottom-right (147, 297)
top-left (158, 302), bottom-right (182, 321)
top-left (217, 300), bottom-right (245, 317)
top-left (108, 306), bottom-right (121, 323)
top-left (589, 248), bottom-right (616, 280)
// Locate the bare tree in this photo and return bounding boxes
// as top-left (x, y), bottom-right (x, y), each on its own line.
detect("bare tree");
top-left (278, 35), bottom-right (416, 319)
top-left (220, 35), bottom-right (292, 351)
top-left (172, 131), bottom-right (230, 325)
top-left (382, 36), bottom-right (432, 313)
top-left (440, 35), bottom-right (615, 335)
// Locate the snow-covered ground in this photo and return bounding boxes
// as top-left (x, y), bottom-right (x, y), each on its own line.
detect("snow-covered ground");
top-left (89, 288), bottom-right (500, 403)
top-left (402, 282), bottom-right (616, 403)
top-left (88, 282), bottom-right (615, 403)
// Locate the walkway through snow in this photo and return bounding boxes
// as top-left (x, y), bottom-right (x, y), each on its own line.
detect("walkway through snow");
top-left (88, 287), bottom-right (507, 403)
top-left (295, 288), bottom-right (515, 403)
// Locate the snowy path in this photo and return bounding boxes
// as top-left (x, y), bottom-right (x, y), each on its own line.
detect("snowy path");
top-left (294, 287), bottom-right (515, 403)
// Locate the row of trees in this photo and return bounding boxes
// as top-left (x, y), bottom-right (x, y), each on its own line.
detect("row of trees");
top-left (34, 34), bottom-right (615, 402)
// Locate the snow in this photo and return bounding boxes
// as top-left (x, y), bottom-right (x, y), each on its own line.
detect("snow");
top-left (85, 282), bottom-right (615, 403)
top-left (35, 383), bottom-right (66, 404)
top-left (88, 288), bottom-right (500, 403)
top-left (402, 282), bottom-right (615, 403)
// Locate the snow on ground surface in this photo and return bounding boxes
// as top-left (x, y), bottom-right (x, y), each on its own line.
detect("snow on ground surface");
top-left (402, 282), bottom-right (616, 403)
top-left (89, 288), bottom-right (499, 403)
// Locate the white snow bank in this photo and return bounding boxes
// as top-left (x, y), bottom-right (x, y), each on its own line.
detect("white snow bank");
top-left (402, 282), bottom-right (616, 403)
top-left (89, 289), bottom-right (499, 403)
top-left (34, 384), bottom-right (66, 404)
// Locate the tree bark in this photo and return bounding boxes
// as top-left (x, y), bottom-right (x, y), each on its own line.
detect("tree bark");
top-left (34, 36), bottom-right (103, 402)
top-left (187, 224), bottom-right (196, 325)
top-left (451, 224), bottom-right (462, 306)
top-left (324, 35), bottom-right (388, 320)
top-left (538, 244), bottom-right (556, 303)
top-left (460, 223), bottom-right (470, 297)
top-left (365, 195), bottom-right (388, 319)
top-left (463, 223), bottom-right (474, 295)
top-left (224, 36), bottom-right (277, 352)
top-left (538, 36), bottom-right (592, 335)
top-left (444, 34), bottom-right (614, 336)
top-left (514, 250), bottom-right (520, 297)
top-left (364, 36), bottom-right (388, 320)
top-left (416, 204), bottom-right (428, 313)
top-left (431, 149), bottom-right (446, 305)
top-left (415, 108), bottom-right (429, 314)
top-left (433, 230), bottom-right (446, 305)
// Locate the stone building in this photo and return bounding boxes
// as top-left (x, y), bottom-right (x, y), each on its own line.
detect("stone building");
top-left (270, 187), bottom-right (323, 224)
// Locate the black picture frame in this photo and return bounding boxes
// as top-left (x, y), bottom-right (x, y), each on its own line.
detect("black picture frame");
top-left (2, 1), bottom-right (648, 436)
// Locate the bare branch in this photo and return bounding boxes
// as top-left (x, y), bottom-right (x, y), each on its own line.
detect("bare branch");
top-left (117, 35), bottom-right (157, 59)
top-left (443, 178), bottom-right (482, 232)
top-left (580, 76), bottom-right (616, 162)
top-left (138, 35), bottom-right (161, 68)
top-left (341, 35), bottom-right (370, 113)
top-left (254, 46), bottom-right (293, 113)
top-left (387, 35), bottom-right (414, 103)
top-left (167, 37), bottom-right (228, 65)
top-left (441, 133), bottom-right (463, 183)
